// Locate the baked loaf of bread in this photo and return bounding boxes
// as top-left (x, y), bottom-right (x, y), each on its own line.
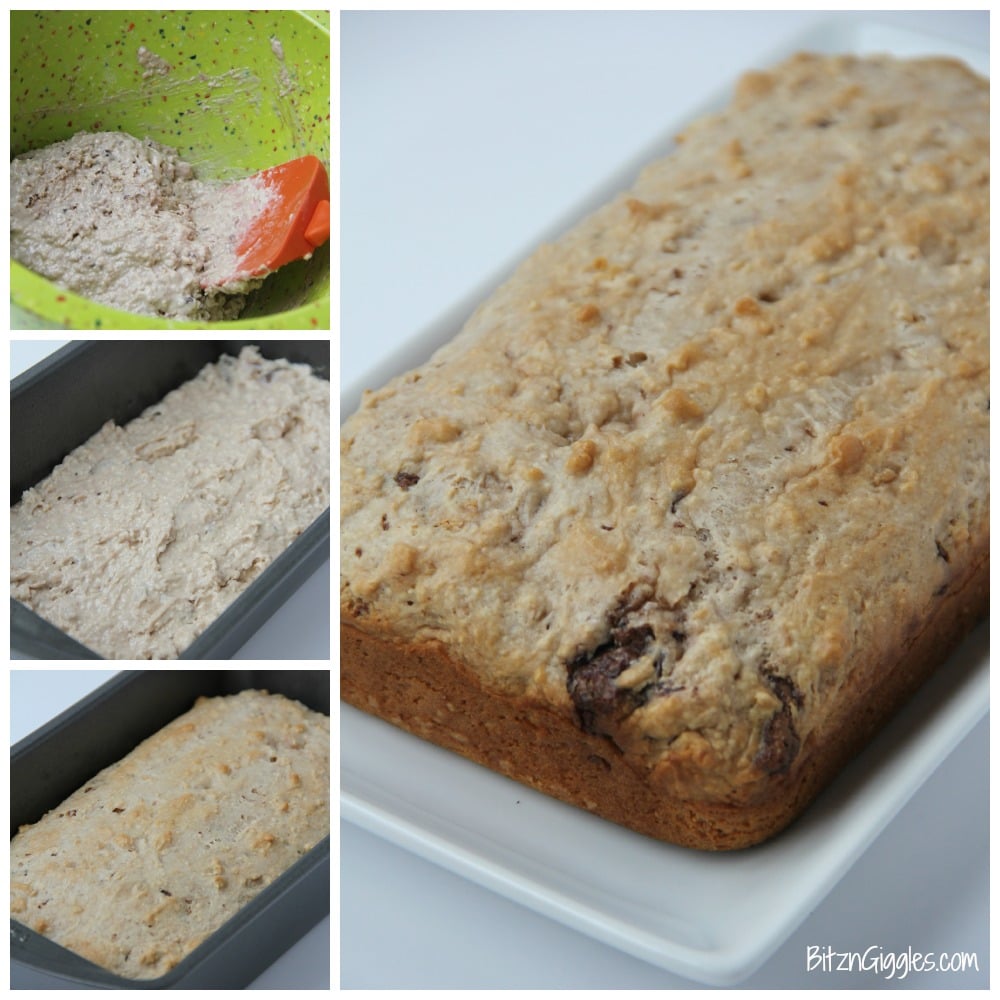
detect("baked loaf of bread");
top-left (10, 690), bottom-right (330, 979)
top-left (340, 53), bottom-right (989, 850)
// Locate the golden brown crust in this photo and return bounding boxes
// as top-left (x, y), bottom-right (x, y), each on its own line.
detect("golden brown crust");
top-left (343, 537), bottom-right (986, 850)
top-left (340, 52), bottom-right (989, 851)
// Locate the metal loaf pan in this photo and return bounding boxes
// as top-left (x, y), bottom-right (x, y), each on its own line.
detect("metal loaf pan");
top-left (10, 669), bottom-right (331, 989)
top-left (10, 339), bottom-right (331, 659)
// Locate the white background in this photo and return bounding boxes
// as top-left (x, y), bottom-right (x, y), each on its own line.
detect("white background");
top-left (10, 340), bottom-right (330, 660)
top-left (340, 10), bottom-right (989, 988)
top-left (10, 670), bottom-right (331, 989)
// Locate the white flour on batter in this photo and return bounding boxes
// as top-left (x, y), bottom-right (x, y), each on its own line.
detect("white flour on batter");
top-left (10, 131), bottom-right (274, 321)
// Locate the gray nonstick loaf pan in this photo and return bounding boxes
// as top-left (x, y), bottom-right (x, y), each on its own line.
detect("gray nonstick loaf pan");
top-left (10, 340), bottom-right (331, 659)
top-left (10, 669), bottom-right (331, 989)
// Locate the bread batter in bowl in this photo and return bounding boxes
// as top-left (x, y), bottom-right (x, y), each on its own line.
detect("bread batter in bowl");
top-left (10, 132), bottom-right (273, 321)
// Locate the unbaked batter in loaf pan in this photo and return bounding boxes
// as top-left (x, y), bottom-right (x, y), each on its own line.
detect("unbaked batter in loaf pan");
top-left (11, 340), bottom-right (330, 660)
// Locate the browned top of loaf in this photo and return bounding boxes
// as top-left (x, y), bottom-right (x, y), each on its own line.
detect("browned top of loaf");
top-left (10, 691), bottom-right (330, 979)
top-left (341, 54), bottom-right (989, 800)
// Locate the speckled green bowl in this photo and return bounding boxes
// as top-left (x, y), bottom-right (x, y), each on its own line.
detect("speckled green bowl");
top-left (10, 9), bottom-right (330, 330)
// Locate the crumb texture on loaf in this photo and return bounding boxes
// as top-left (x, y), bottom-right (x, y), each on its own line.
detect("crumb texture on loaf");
top-left (10, 346), bottom-right (330, 659)
top-left (341, 54), bottom-right (988, 843)
top-left (10, 690), bottom-right (330, 980)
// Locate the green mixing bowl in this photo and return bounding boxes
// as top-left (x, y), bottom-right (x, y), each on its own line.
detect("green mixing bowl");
top-left (10, 9), bottom-right (330, 330)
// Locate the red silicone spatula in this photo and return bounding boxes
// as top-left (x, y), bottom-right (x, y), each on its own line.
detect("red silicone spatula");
top-left (214, 155), bottom-right (330, 285)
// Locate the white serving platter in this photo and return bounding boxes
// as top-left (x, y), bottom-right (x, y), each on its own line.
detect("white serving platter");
top-left (341, 17), bottom-right (989, 986)
top-left (342, 622), bottom-right (986, 985)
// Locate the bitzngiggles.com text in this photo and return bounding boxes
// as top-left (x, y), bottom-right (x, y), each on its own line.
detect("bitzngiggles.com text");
top-left (806, 945), bottom-right (979, 981)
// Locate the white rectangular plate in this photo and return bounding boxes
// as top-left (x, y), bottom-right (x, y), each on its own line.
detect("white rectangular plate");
top-left (341, 17), bottom-right (989, 986)
top-left (342, 625), bottom-right (986, 985)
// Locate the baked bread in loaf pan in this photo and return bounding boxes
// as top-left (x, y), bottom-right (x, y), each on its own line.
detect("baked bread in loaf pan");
top-left (10, 340), bottom-right (330, 660)
top-left (340, 53), bottom-right (989, 850)
top-left (10, 670), bottom-right (330, 988)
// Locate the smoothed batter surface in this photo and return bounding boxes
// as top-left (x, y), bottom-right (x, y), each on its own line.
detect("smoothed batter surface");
top-left (10, 132), bottom-right (273, 321)
top-left (11, 347), bottom-right (330, 659)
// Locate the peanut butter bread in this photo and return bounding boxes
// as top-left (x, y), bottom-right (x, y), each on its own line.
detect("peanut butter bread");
top-left (11, 346), bottom-right (330, 659)
top-left (10, 690), bottom-right (330, 979)
top-left (340, 53), bottom-right (989, 849)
